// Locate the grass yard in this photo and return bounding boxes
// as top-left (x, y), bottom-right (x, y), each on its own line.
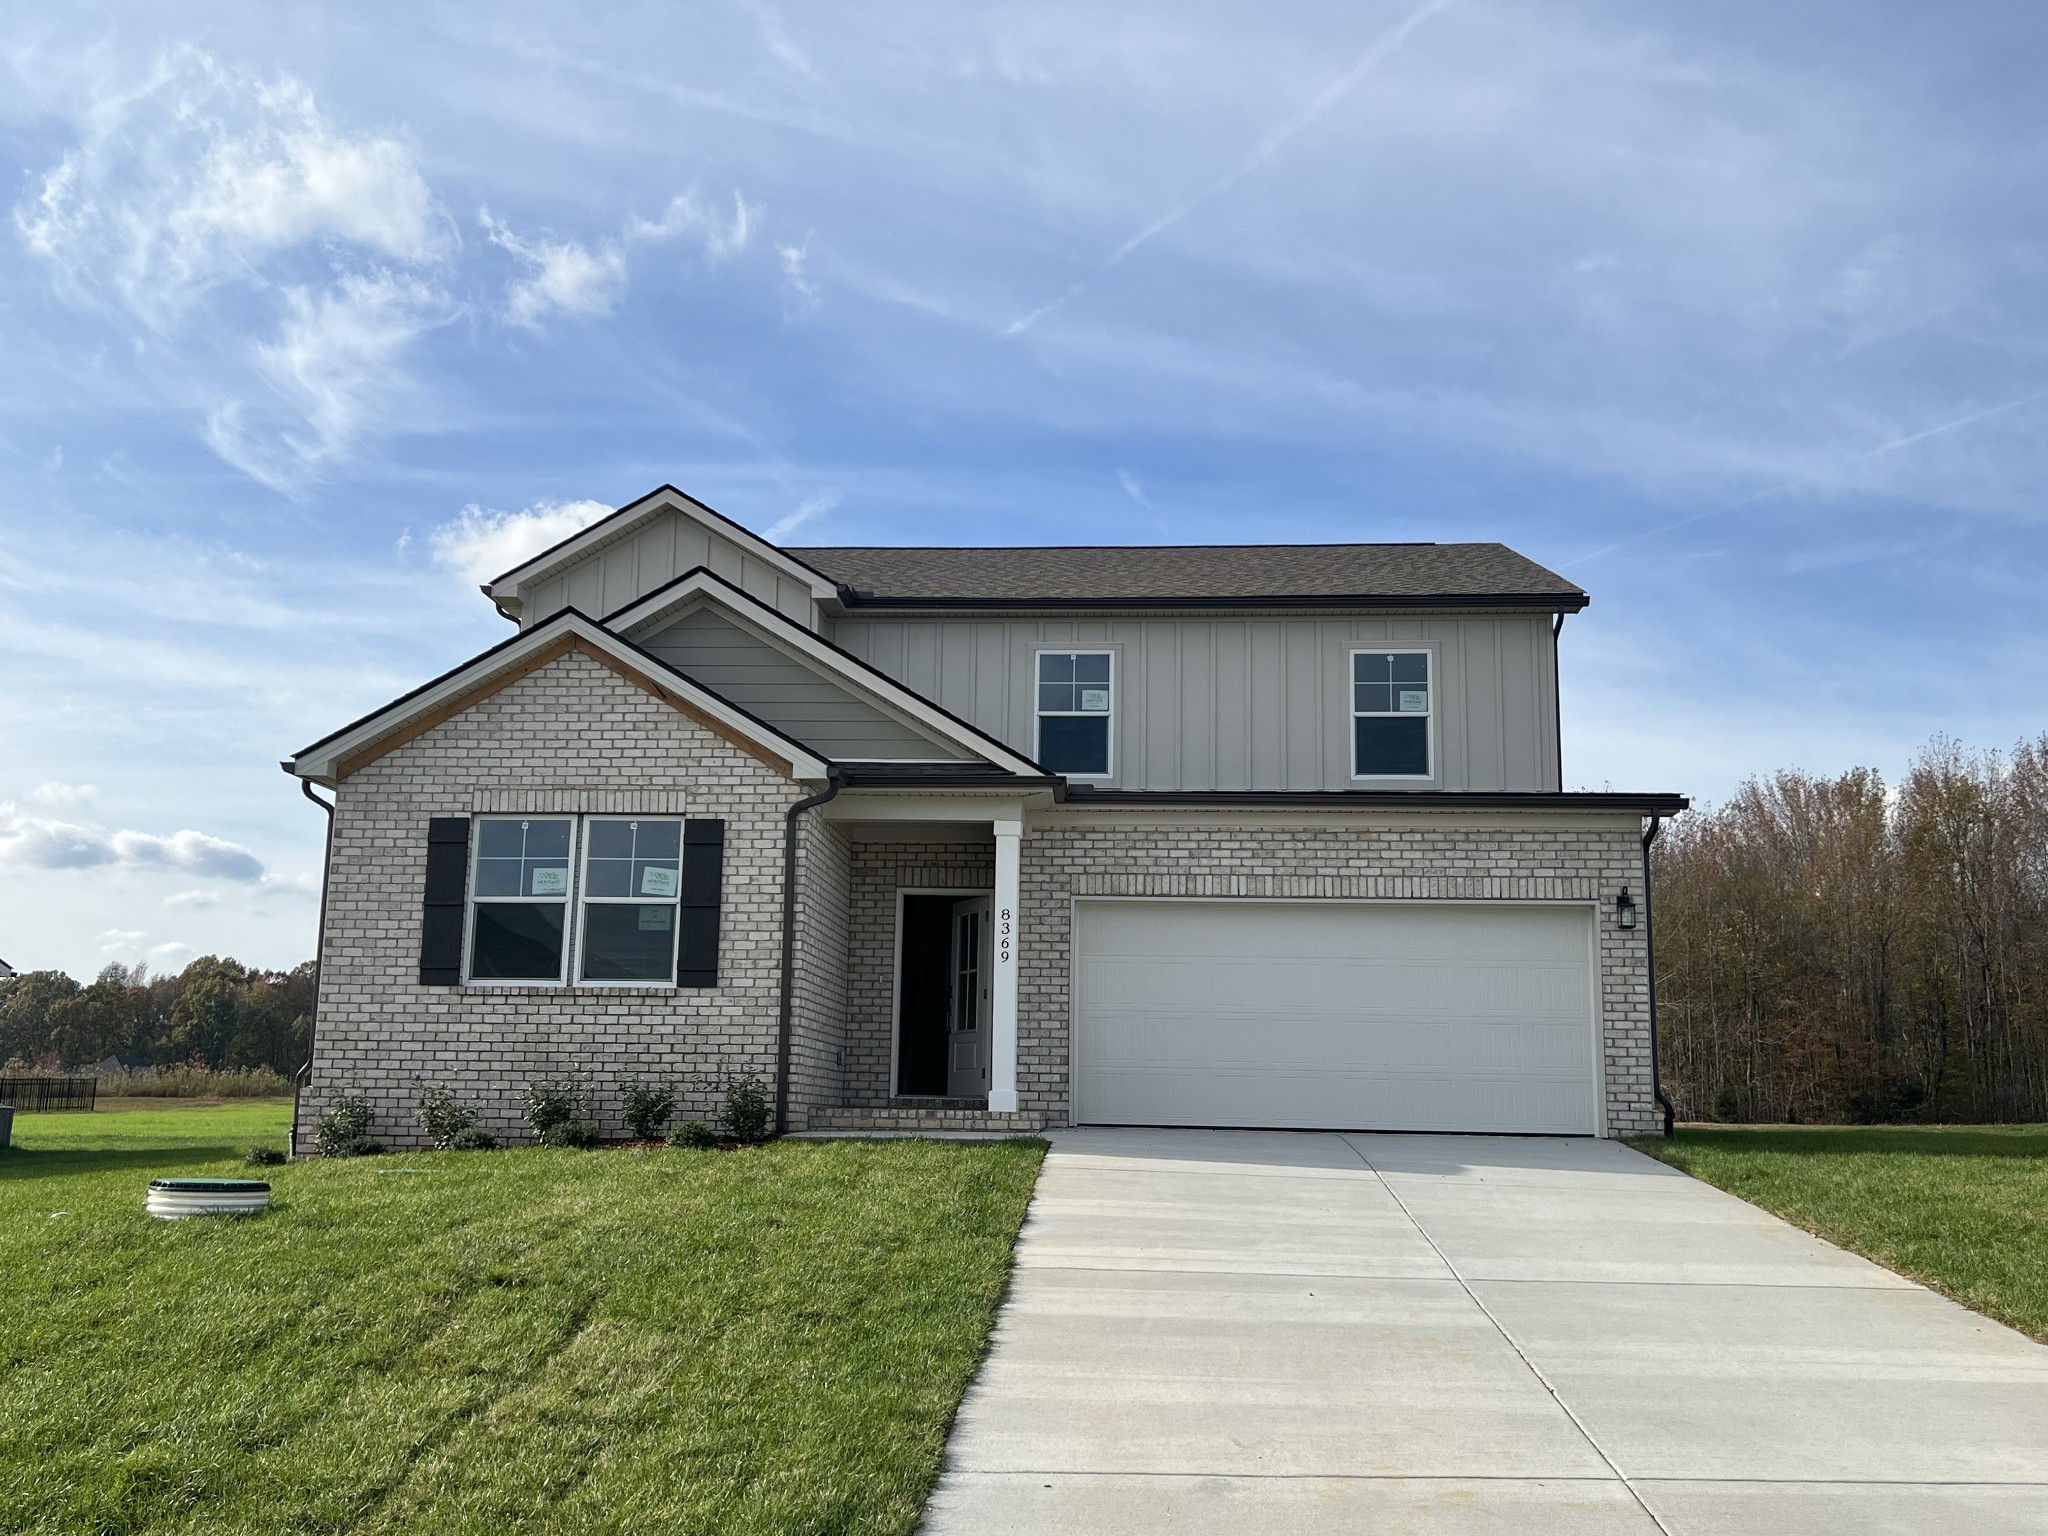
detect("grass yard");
top-left (1632, 1124), bottom-right (2048, 1343)
top-left (1, 1103), bottom-right (1045, 1536)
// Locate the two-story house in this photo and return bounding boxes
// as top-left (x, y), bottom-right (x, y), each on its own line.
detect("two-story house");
top-left (287, 485), bottom-right (1686, 1151)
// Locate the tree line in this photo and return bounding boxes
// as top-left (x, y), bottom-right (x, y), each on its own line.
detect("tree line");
top-left (0, 956), bottom-right (315, 1077)
top-left (1654, 735), bottom-right (2048, 1124)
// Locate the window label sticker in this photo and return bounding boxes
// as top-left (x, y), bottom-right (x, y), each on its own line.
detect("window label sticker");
top-left (1080, 689), bottom-right (1109, 711)
top-left (639, 866), bottom-right (678, 897)
top-left (1398, 690), bottom-right (1429, 712)
top-left (638, 907), bottom-right (673, 931)
top-left (530, 867), bottom-right (568, 895)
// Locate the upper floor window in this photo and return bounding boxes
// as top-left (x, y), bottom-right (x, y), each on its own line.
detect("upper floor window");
top-left (1036, 651), bottom-right (1113, 777)
top-left (467, 815), bottom-right (685, 985)
top-left (1352, 651), bottom-right (1431, 778)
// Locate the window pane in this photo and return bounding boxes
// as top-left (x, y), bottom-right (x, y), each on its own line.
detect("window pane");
top-left (523, 820), bottom-right (571, 858)
top-left (633, 821), bottom-right (681, 860)
top-left (585, 858), bottom-right (631, 898)
top-left (587, 820), bottom-right (634, 860)
top-left (1073, 653), bottom-right (1111, 683)
top-left (470, 903), bottom-right (565, 979)
top-left (1040, 714), bottom-right (1110, 775)
top-left (582, 904), bottom-right (676, 981)
top-left (474, 858), bottom-right (524, 897)
top-left (476, 819), bottom-right (526, 858)
top-left (1397, 687), bottom-right (1430, 713)
top-left (1354, 652), bottom-right (1393, 684)
top-left (1039, 682), bottom-right (1076, 713)
top-left (1354, 682), bottom-right (1393, 714)
top-left (1038, 652), bottom-right (1074, 682)
top-left (1078, 687), bottom-right (1110, 712)
top-left (1390, 652), bottom-right (1429, 685)
top-left (1355, 716), bottom-right (1429, 776)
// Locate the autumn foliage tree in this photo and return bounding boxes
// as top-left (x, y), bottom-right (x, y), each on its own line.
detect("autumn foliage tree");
top-left (0, 957), bottom-right (315, 1076)
top-left (1655, 735), bottom-right (2048, 1123)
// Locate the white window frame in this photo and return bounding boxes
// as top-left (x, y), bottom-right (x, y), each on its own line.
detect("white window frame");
top-left (464, 815), bottom-right (577, 987)
top-left (574, 815), bottom-right (685, 989)
top-left (1349, 648), bottom-right (1435, 782)
top-left (1033, 647), bottom-right (1116, 781)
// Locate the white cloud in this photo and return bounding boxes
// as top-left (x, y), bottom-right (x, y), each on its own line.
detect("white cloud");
top-left (0, 802), bottom-right (265, 883)
top-left (1116, 470), bottom-right (1150, 507)
top-left (484, 191), bottom-right (755, 328)
top-left (779, 241), bottom-right (818, 313)
top-left (427, 498), bottom-right (615, 586)
top-left (766, 489), bottom-right (841, 540)
top-left (97, 929), bottom-right (148, 953)
top-left (14, 45), bottom-right (447, 326)
top-left (164, 890), bottom-right (222, 910)
top-left (32, 782), bottom-right (100, 808)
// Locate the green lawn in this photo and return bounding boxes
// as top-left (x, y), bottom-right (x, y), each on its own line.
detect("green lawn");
top-left (2, 1103), bottom-right (1045, 1536)
top-left (1632, 1124), bottom-right (2048, 1342)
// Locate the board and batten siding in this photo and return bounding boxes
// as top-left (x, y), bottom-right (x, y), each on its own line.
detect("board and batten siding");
top-left (826, 614), bottom-right (1560, 792)
top-left (518, 510), bottom-right (820, 629)
top-left (640, 607), bottom-right (972, 761)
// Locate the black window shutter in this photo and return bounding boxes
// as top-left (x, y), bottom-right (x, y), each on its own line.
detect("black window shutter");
top-left (678, 818), bottom-right (725, 987)
top-left (419, 817), bottom-right (471, 986)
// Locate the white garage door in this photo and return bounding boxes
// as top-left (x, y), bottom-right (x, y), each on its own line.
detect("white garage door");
top-left (1073, 901), bottom-right (1598, 1135)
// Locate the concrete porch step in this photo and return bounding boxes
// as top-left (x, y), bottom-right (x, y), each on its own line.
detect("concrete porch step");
top-left (805, 1105), bottom-right (1050, 1134)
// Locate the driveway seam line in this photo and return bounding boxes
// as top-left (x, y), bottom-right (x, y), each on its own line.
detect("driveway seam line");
top-left (1340, 1133), bottom-right (1675, 1536)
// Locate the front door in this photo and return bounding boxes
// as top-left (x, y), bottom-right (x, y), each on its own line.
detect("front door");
top-left (946, 896), bottom-right (992, 1098)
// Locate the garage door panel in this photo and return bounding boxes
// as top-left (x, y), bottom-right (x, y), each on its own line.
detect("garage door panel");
top-left (1074, 902), bottom-right (1598, 1135)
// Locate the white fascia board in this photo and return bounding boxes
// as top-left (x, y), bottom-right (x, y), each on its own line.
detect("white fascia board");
top-left (287, 611), bottom-right (830, 783)
top-left (483, 486), bottom-right (840, 610)
top-left (607, 569), bottom-right (1049, 778)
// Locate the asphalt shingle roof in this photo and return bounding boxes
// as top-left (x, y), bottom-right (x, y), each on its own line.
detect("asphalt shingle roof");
top-left (788, 543), bottom-right (1585, 608)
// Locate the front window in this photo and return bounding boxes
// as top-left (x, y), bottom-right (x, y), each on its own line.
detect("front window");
top-left (579, 818), bottom-right (683, 983)
top-left (1036, 651), bottom-right (1112, 777)
top-left (1352, 651), bottom-right (1432, 777)
top-left (470, 817), bottom-right (573, 980)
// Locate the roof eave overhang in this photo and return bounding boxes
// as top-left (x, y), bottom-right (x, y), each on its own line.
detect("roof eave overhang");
top-left (1056, 789), bottom-right (1688, 813)
top-left (835, 592), bottom-right (1590, 614)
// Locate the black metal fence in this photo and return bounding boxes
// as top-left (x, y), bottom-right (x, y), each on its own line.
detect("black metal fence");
top-left (0, 1076), bottom-right (98, 1112)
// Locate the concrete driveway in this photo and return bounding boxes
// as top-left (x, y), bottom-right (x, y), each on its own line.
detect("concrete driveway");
top-left (921, 1128), bottom-right (2048, 1535)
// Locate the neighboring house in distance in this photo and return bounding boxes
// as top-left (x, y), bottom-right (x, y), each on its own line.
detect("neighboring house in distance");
top-left (92, 1054), bottom-right (150, 1077)
top-left (0, 958), bottom-right (14, 980)
top-left (286, 485), bottom-right (1686, 1152)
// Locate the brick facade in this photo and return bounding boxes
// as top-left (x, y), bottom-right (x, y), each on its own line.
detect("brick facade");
top-left (1014, 815), bottom-right (1658, 1136)
top-left (299, 649), bottom-right (809, 1152)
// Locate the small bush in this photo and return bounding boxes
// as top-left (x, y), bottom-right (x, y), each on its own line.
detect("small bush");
top-left (619, 1077), bottom-right (677, 1140)
top-left (449, 1126), bottom-right (498, 1151)
top-left (719, 1074), bottom-right (771, 1143)
top-left (314, 1095), bottom-right (381, 1158)
top-left (415, 1082), bottom-right (478, 1149)
top-left (539, 1119), bottom-right (600, 1149)
top-left (524, 1072), bottom-right (589, 1138)
top-left (666, 1119), bottom-right (717, 1150)
top-left (244, 1145), bottom-right (287, 1167)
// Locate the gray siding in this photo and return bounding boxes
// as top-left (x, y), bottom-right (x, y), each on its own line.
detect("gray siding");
top-left (642, 606), bottom-right (971, 761)
top-left (520, 510), bottom-right (820, 628)
top-left (827, 614), bottom-right (1560, 791)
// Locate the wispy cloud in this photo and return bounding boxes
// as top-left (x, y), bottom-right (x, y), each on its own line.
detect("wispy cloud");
top-left (426, 498), bottom-right (615, 586)
top-left (778, 240), bottom-right (819, 314)
top-left (766, 489), bottom-right (841, 540)
top-left (484, 191), bottom-right (756, 328)
top-left (1003, 0), bottom-right (1455, 336)
top-left (1116, 470), bottom-right (1151, 507)
top-left (0, 802), bottom-right (266, 882)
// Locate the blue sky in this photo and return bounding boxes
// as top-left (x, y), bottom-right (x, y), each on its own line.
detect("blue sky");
top-left (3, 2), bottom-right (2044, 979)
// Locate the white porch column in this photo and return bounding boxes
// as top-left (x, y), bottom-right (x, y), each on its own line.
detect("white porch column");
top-left (988, 817), bottom-right (1023, 1112)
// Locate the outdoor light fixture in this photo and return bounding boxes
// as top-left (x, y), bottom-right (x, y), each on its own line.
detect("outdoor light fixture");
top-left (1616, 887), bottom-right (1638, 930)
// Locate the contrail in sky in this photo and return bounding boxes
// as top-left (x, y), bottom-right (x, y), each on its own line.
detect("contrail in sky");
top-left (1567, 386), bottom-right (2048, 568)
top-left (1002, 0), bottom-right (1455, 338)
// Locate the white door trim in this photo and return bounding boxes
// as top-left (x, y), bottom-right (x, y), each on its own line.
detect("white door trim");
top-left (889, 885), bottom-right (994, 1099)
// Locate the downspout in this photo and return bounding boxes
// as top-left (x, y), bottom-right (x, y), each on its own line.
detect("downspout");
top-left (294, 779), bottom-right (336, 1160)
top-left (1641, 813), bottom-right (1675, 1137)
top-left (1550, 612), bottom-right (1566, 789)
top-left (774, 771), bottom-right (843, 1136)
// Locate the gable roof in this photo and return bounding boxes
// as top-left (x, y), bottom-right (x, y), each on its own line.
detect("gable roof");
top-left (788, 542), bottom-right (1587, 611)
top-left (603, 567), bottom-right (1049, 777)
top-left (484, 485), bottom-right (842, 611)
top-left (284, 610), bottom-right (832, 785)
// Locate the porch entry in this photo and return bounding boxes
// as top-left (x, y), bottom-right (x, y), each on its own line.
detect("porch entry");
top-left (896, 891), bottom-right (994, 1098)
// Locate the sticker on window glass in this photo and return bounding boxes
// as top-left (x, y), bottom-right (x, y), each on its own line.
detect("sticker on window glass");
top-left (1080, 688), bottom-right (1109, 712)
top-left (639, 866), bottom-right (678, 898)
top-left (530, 867), bottom-right (568, 895)
top-left (1398, 690), bottom-right (1429, 712)
top-left (637, 907), bottom-right (673, 931)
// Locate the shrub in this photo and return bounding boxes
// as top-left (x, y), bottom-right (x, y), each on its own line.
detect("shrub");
top-left (719, 1074), bottom-right (771, 1143)
top-left (523, 1072), bottom-right (589, 1138)
top-left (244, 1145), bottom-right (287, 1167)
top-left (314, 1095), bottom-right (382, 1158)
top-left (539, 1119), bottom-right (599, 1149)
top-left (415, 1082), bottom-right (478, 1149)
top-left (666, 1119), bottom-right (717, 1150)
top-left (619, 1077), bottom-right (677, 1140)
top-left (449, 1126), bottom-right (498, 1151)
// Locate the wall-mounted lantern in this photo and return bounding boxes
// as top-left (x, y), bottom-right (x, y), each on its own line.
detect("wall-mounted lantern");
top-left (1616, 887), bottom-right (1638, 930)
